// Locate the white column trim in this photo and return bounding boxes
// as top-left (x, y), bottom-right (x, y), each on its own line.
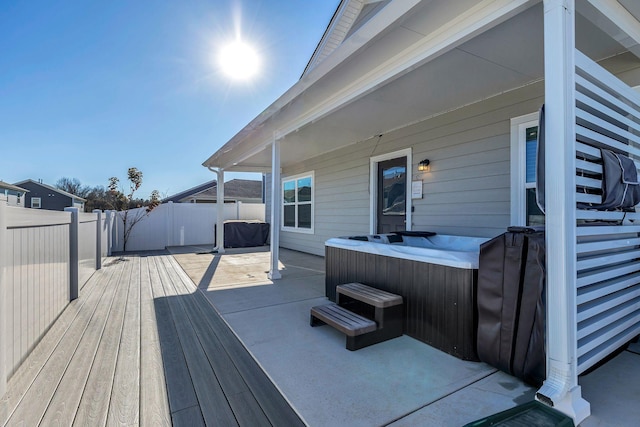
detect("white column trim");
top-left (510, 112), bottom-right (539, 226)
top-left (207, 167), bottom-right (226, 253)
top-left (0, 202), bottom-right (7, 396)
top-left (269, 137), bottom-right (282, 280)
top-left (536, 1), bottom-right (590, 424)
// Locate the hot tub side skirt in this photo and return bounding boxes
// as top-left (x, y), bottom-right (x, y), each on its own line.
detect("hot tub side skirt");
top-left (325, 246), bottom-right (478, 361)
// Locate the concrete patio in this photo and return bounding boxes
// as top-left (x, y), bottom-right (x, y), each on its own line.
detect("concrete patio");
top-left (169, 246), bottom-right (640, 426)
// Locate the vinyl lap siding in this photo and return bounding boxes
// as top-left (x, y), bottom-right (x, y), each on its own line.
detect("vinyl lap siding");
top-left (270, 83), bottom-right (543, 255)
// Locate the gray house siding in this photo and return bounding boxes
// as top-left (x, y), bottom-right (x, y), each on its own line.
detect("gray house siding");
top-left (267, 54), bottom-right (640, 257)
top-left (18, 181), bottom-right (74, 211)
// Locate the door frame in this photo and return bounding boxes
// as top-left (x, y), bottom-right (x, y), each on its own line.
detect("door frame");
top-left (369, 148), bottom-right (412, 234)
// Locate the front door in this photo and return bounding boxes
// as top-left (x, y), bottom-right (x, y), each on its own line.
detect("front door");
top-left (377, 157), bottom-right (407, 233)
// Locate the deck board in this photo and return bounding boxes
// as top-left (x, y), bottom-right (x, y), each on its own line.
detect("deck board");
top-left (166, 255), bottom-right (306, 427)
top-left (139, 256), bottom-right (172, 427)
top-left (73, 257), bottom-right (130, 426)
top-left (39, 256), bottom-right (123, 426)
top-left (107, 256), bottom-right (141, 425)
top-left (1, 252), bottom-right (303, 427)
top-left (154, 256), bottom-right (239, 426)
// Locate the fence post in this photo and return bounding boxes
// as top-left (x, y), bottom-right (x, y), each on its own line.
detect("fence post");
top-left (166, 201), bottom-right (174, 248)
top-left (0, 202), bottom-right (7, 396)
top-left (106, 210), bottom-right (113, 256)
top-left (65, 207), bottom-right (79, 301)
top-left (93, 210), bottom-right (102, 270)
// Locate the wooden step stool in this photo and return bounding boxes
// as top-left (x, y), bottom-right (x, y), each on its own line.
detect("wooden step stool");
top-left (310, 282), bottom-right (403, 350)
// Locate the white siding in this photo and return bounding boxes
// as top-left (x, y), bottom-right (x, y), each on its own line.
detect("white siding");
top-left (273, 83), bottom-right (539, 255)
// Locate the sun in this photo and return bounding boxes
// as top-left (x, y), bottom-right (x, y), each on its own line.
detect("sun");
top-left (217, 40), bottom-right (260, 81)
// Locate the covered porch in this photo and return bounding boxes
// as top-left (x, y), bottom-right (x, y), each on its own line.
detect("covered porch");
top-left (203, 1), bottom-right (640, 423)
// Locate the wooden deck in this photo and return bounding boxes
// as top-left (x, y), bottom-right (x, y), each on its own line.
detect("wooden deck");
top-left (0, 253), bottom-right (304, 426)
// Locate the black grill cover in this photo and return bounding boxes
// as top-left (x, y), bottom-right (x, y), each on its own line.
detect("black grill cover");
top-left (218, 222), bottom-right (269, 248)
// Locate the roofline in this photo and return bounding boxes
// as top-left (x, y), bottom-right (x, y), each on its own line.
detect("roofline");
top-left (0, 181), bottom-right (29, 193)
top-left (201, 0), bottom-right (422, 169)
top-left (13, 179), bottom-right (87, 202)
top-left (163, 179), bottom-right (217, 202)
top-left (301, 0), bottom-right (347, 77)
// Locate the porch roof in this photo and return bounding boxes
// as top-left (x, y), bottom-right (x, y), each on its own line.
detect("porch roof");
top-left (203, 0), bottom-right (639, 173)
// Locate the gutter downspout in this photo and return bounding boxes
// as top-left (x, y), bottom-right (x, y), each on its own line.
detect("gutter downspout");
top-left (208, 167), bottom-right (226, 254)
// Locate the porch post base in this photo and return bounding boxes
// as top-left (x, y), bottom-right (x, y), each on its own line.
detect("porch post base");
top-left (268, 270), bottom-right (281, 280)
top-left (537, 382), bottom-right (590, 426)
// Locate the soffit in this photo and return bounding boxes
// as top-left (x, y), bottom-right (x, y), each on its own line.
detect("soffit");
top-left (214, 2), bottom-right (633, 172)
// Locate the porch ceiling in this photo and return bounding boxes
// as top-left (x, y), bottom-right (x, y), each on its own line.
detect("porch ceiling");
top-left (205, 2), bottom-right (631, 172)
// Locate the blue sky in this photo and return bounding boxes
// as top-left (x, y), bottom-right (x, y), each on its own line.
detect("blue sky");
top-left (0, 0), bottom-right (339, 199)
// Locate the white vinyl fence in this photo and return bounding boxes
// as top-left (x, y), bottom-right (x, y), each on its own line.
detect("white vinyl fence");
top-left (0, 205), bottom-right (111, 394)
top-left (111, 202), bottom-right (266, 252)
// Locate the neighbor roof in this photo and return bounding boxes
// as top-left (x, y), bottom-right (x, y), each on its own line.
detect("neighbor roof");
top-left (0, 181), bottom-right (28, 193)
top-left (13, 179), bottom-right (87, 201)
top-left (163, 179), bottom-right (263, 203)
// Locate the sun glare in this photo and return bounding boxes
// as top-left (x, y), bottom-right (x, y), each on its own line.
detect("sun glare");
top-left (217, 40), bottom-right (260, 81)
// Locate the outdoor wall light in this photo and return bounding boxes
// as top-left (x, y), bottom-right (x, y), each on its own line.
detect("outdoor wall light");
top-left (418, 159), bottom-right (430, 171)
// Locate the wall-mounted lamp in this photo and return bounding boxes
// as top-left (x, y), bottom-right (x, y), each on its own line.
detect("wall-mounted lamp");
top-left (418, 159), bottom-right (430, 171)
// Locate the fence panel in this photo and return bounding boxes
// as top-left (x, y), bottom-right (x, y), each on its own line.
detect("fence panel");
top-left (111, 202), bottom-right (266, 252)
top-left (238, 202), bottom-right (266, 221)
top-left (2, 207), bottom-right (71, 380)
top-left (78, 212), bottom-right (98, 289)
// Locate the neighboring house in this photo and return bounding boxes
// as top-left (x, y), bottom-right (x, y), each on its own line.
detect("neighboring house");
top-left (163, 179), bottom-right (263, 204)
top-left (202, 1), bottom-right (640, 423)
top-left (14, 179), bottom-right (86, 211)
top-left (0, 181), bottom-right (28, 207)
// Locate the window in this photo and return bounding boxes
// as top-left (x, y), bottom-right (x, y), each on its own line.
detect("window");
top-left (282, 172), bottom-right (313, 232)
top-left (31, 197), bottom-right (41, 209)
top-left (510, 113), bottom-right (544, 226)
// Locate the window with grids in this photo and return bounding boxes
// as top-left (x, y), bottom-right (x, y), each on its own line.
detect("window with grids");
top-left (282, 173), bottom-right (313, 232)
top-left (31, 197), bottom-right (41, 209)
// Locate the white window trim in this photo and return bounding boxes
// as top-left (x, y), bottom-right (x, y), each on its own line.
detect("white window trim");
top-left (31, 197), bottom-right (42, 209)
top-left (281, 171), bottom-right (314, 234)
top-left (510, 112), bottom-right (538, 226)
top-left (369, 147), bottom-right (412, 234)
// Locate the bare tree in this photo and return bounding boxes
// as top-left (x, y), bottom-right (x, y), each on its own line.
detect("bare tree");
top-left (108, 168), bottom-right (160, 252)
top-left (55, 177), bottom-right (90, 198)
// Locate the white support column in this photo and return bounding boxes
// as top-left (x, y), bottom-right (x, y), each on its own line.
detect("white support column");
top-left (208, 167), bottom-right (226, 253)
top-left (65, 207), bottom-right (80, 301)
top-left (537, 1), bottom-right (590, 424)
top-left (0, 202), bottom-right (7, 396)
top-left (268, 138), bottom-right (282, 280)
top-left (217, 170), bottom-right (225, 253)
top-left (93, 210), bottom-right (102, 270)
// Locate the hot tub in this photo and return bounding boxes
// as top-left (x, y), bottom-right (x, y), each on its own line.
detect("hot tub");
top-left (325, 233), bottom-right (489, 361)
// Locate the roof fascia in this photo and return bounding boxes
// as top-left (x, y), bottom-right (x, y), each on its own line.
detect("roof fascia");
top-left (164, 180), bottom-right (217, 201)
top-left (202, 0), bottom-right (421, 169)
top-left (582, 0), bottom-right (640, 58)
top-left (302, 0), bottom-right (363, 77)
